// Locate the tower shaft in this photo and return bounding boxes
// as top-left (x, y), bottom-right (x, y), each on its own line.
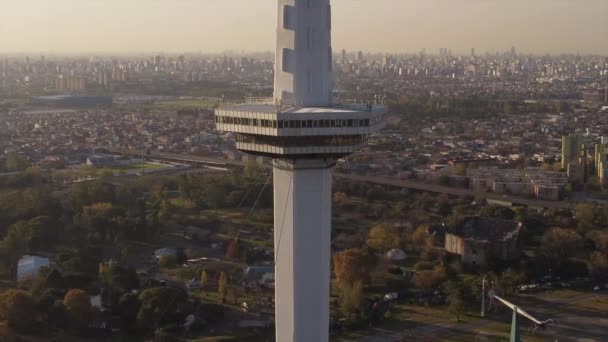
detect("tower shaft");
top-left (273, 159), bottom-right (333, 342)
top-left (215, 2), bottom-right (385, 341)
top-left (275, 0), bottom-right (333, 107)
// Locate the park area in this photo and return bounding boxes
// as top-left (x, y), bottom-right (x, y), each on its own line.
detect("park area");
top-left (147, 99), bottom-right (218, 111)
top-left (335, 289), bottom-right (608, 341)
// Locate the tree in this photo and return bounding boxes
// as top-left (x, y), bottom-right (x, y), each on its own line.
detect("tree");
top-left (413, 265), bottom-right (447, 289)
top-left (117, 293), bottom-right (141, 332)
top-left (203, 182), bottom-right (226, 210)
top-left (244, 160), bottom-right (260, 180)
top-left (137, 287), bottom-right (188, 332)
top-left (479, 206), bottom-right (516, 220)
top-left (576, 204), bottom-right (608, 232)
top-left (495, 269), bottom-right (526, 296)
top-left (591, 231), bottom-right (608, 253)
top-left (157, 198), bottom-right (177, 224)
top-left (155, 330), bottom-right (182, 342)
top-left (0, 321), bottom-right (16, 341)
top-left (0, 289), bottom-right (38, 332)
top-left (453, 164), bottom-right (467, 176)
top-left (333, 248), bottom-right (373, 287)
top-left (99, 261), bottom-right (140, 301)
top-left (588, 252), bottom-right (608, 283)
top-left (411, 225), bottom-right (433, 251)
top-left (435, 194), bottom-right (451, 217)
top-left (444, 281), bottom-right (468, 322)
top-left (64, 289), bottom-right (94, 331)
top-left (4, 153), bottom-right (28, 172)
top-left (541, 228), bottom-right (584, 270)
top-left (225, 238), bottom-right (240, 260)
top-left (333, 192), bottom-right (351, 208)
top-left (2, 221), bottom-right (31, 271)
top-left (339, 281), bottom-right (365, 319)
top-left (200, 270), bottom-right (208, 289)
top-left (24, 216), bottom-right (59, 251)
top-left (218, 272), bottom-right (228, 299)
top-left (447, 293), bottom-right (465, 322)
top-left (159, 255), bottom-right (177, 268)
top-left (366, 224), bottom-right (400, 251)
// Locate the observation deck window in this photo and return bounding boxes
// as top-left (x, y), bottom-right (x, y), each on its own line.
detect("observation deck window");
top-left (218, 115), bottom-right (375, 130)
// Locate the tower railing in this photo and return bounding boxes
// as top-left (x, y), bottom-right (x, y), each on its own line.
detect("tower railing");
top-left (218, 95), bottom-right (386, 113)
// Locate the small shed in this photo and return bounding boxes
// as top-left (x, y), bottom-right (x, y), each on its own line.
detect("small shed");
top-left (154, 248), bottom-right (177, 260)
top-left (386, 249), bottom-right (407, 261)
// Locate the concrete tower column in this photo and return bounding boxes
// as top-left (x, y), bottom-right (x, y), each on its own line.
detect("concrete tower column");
top-left (215, 1), bottom-right (385, 341)
top-left (275, 0), bottom-right (333, 107)
top-left (273, 159), bottom-right (333, 342)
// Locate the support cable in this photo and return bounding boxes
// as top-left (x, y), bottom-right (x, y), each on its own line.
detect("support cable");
top-left (274, 173), bottom-right (293, 265)
top-left (247, 171), bottom-right (273, 216)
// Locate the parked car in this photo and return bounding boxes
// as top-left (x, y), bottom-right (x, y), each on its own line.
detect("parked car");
top-left (384, 292), bottom-right (399, 302)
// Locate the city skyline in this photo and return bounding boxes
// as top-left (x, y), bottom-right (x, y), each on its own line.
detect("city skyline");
top-left (1, 0), bottom-right (608, 55)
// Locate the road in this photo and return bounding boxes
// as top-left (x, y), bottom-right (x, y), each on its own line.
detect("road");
top-left (111, 150), bottom-right (576, 210)
top-left (336, 173), bottom-right (575, 210)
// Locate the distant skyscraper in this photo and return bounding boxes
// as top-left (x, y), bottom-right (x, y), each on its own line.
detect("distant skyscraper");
top-left (561, 134), bottom-right (584, 169)
top-left (471, 48), bottom-right (476, 58)
top-left (604, 72), bottom-right (608, 104)
top-left (595, 143), bottom-right (608, 178)
top-left (382, 55), bottom-right (391, 67)
top-left (341, 48), bottom-right (347, 63)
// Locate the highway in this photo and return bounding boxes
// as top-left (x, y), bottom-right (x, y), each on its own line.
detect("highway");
top-left (109, 150), bottom-right (576, 210)
top-left (337, 173), bottom-right (575, 210)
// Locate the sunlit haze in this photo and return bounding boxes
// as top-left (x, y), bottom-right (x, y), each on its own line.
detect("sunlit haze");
top-left (1, 0), bottom-right (607, 55)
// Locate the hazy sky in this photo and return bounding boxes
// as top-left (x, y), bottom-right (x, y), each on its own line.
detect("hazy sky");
top-left (1, 0), bottom-right (607, 55)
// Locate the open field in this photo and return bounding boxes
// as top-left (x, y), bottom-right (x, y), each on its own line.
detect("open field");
top-left (94, 162), bottom-right (168, 173)
top-left (335, 290), bottom-right (608, 342)
top-left (148, 99), bottom-right (218, 110)
top-left (68, 163), bottom-right (171, 177)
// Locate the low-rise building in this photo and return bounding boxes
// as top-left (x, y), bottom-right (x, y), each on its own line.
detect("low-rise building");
top-left (86, 154), bottom-right (118, 168)
top-left (468, 167), bottom-right (567, 200)
top-left (443, 217), bottom-right (523, 267)
top-left (17, 255), bottom-right (51, 281)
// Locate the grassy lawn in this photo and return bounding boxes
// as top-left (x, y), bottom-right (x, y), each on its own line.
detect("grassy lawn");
top-left (452, 321), bottom-right (547, 342)
top-left (191, 332), bottom-right (270, 342)
top-left (96, 162), bottom-right (168, 172)
top-left (55, 163), bottom-right (172, 179)
top-left (572, 295), bottom-right (608, 311)
top-left (537, 289), bottom-right (582, 300)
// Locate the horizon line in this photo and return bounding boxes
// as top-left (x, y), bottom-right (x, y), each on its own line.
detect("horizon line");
top-left (1, 50), bottom-right (608, 58)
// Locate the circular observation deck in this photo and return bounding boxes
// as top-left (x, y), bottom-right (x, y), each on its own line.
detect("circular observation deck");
top-left (215, 102), bottom-right (385, 159)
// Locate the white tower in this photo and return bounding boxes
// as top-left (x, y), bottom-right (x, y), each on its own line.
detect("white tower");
top-left (274, 0), bottom-right (333, 107)
top-left (215, 1), bottom-right (384, 341)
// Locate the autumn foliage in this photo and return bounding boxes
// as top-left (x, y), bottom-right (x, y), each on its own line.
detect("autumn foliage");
top-left (225, 238), bottom-right (240, 260)
top-left (333, 248), bottom-right (373, 287)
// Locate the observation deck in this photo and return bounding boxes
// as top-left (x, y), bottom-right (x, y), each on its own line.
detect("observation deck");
top-left (215, 100), bottom-right (385, 159)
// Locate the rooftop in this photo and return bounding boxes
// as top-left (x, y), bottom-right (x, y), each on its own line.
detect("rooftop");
top-left (219, 102), bottom-right (380, 114)
top-left (447, 216), bottom-right (522, 242)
